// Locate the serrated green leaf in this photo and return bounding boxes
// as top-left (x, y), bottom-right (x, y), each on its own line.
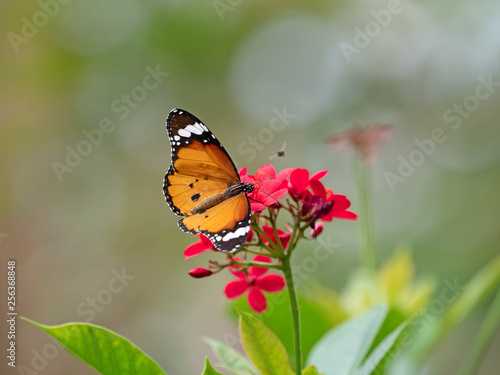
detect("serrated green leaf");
top-left (23, 318), bottom-right (166, 375)
top-left (202, 357), bottom-right (224, 375)
top-left (307, 305), bottom-right (388, 375)
top-left (356, 320), bottom-right (409, 375)
top-left (302, 364), bottom-right (322, 375)
top-left (239, 311), bottom-right (293, 375)
top-left (204, 338), bottom-right (257, 375)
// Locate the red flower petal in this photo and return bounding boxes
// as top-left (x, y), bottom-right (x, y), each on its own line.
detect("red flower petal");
top-left (329, 194), bottom-right (351, 211)
top-left (228, 257), bottom-right (246, 279)
top-left (276, 167), bottom-right (292, 181)
top-left (254, 163), bottom-right (277, 179)
top-left (310, 170), bottom-right (328, 181)
top-left (224, 279), bottom-right (249, 299)
top-left (200, 234), bottom-right (215, 247)
top-left (255, 274), bottom-right (286, 292)
top-left (332, 210), bottom-right (358, 220)
top-left (289, 168), bottom-right (310, 195)
top-left (184, 235), bottom-right (215, 260)
top-left (248, 287), bottom-right (267, 313)
top-left (309, 179), bottom-right (327, 200)
top-left (249, 255), bottom-right (270, 278)
top-left (239, 166), bottom-right (248, 178)
top-left (261, 226), bottom-right (291, 252)
top-left (253, 255), bottom-right (271, 263)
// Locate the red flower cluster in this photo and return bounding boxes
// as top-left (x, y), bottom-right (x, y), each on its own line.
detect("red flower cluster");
top-left (224, 255), bottom-right (285, 313)
top-left (183, 165), bottom-right (357, 313)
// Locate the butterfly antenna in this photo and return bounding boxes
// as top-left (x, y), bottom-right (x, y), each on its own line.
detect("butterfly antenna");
top-left (254, 186), bottom-right (281, 207)
top-left (249, 177), bottom-right (281, 207)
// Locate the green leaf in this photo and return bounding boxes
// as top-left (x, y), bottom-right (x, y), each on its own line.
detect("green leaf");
top-left (229, 287), bottom-right (340, 363)
top-left (202, 357), bottom-right (224, 375)
top-left (356, 320), bottom-right (409, 375)
top-left (307, 305), bottom-right (388, 375)
top-left (239, 310), bottom-right (294, 375)
top-left (23, 318), bottom-right (166, 375)
top-left (204, 338), bottom-right (257, 375)
top-left (411, 253), bottom-right (500, 362)
top-left (443, 253), bottom-right (500, 332)
top-left (302, 364), bottom-right (323, 375)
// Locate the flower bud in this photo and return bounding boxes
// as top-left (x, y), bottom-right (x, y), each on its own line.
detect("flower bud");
top-left (310, 222), bottom-right (324, 238)
top-left (188, 267), bottom-right (213, 279)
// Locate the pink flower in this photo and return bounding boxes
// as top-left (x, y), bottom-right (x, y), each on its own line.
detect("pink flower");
top-left (188, 268), bottom-right (213, 278)
top-left (327, 123), bottom-right (392, 165)
top-left (224, 255), bottom-right (285, 313)
top-left (261, 225), bottom-right (291, 252)
top-left (240, 164), bottom-right (291, 211)
top-left (287, 168), bottom-right (328, 201)
top-left (183, 234), bottom-right (216, 260)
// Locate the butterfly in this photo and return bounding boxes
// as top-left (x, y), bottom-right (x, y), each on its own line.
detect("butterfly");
top-left (163, 108), bottom-right (254, 252)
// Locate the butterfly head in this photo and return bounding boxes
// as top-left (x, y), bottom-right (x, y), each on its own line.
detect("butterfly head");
top-left (243, 182), bottom-right (254, 194)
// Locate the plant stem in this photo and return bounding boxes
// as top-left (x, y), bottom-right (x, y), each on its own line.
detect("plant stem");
top-left (281, 255), bottom-right (302, 373)
top-left (354, 153), bottom-right (377, 272)
top-left (458, 286), bottom-right (500, 375)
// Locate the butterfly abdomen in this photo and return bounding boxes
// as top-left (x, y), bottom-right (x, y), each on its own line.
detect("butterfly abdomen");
top-left (191, 192), bottom-right (227, 214)
top-left (191, 182), bottom-right (254, 215)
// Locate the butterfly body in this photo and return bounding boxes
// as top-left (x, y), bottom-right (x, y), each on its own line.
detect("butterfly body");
top-left (163, 109), bottom-right (252, 252)
top-left (191, 181), bottom-right (254, 215)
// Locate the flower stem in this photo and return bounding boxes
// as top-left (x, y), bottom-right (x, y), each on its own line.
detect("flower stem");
top-left (458, 286), bottom-right (500, 375)
top-left (281, 255), bottom-right (302, 373)
top-left (354, 153), bottom-right (377, 272)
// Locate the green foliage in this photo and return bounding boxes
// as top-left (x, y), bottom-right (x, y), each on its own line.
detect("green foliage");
top-left (302, 365), bottom-right (324, 375)
top-left (238, 310), bottom-right (294, 375)
top-left (23, 318), bottom-right (166, 375)
top-left (229, 289), bottom-right (342, 363)
top-left (202, 357), bottom-right (224, 375)
top-left (356, 320), bottom-right (409, 375)
top-left (307, 305), bottom-right (408, 375)
top-left (409, 252), bottom-right (500, 363)
top-left (307, 305), bottom-right (387, 374)
top-left (443, 252), bottom-right (500, 332)
top-left (204, 338), bottom-right (257, 375)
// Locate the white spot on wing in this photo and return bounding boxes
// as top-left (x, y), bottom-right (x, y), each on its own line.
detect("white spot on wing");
top-left (185, 124), bottom-right (204, 135)
top-left (178, 129), bottom-right (190, 137)
top-left (222, 227), bottom-right (247, 242)
top-left (174, 135), bottom-right (180, 141)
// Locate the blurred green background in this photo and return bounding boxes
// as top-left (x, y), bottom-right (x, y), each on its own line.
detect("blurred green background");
top-left (1, 0), bottom-right (499, 374)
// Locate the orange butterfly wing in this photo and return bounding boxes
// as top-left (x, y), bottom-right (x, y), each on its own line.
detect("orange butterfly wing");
top-left (163, 109), bottom-right (251, 252)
